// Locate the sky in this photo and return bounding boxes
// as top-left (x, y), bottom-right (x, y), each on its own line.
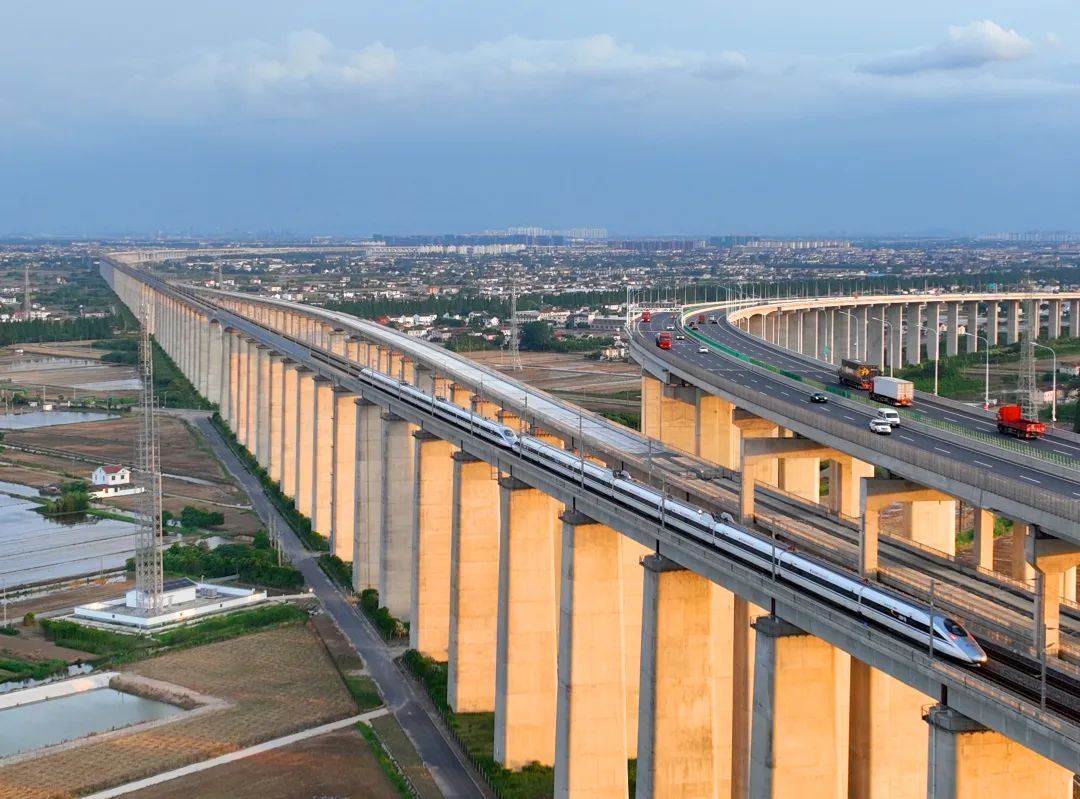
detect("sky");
top-left (2, 1), bottom-right (1080, 237)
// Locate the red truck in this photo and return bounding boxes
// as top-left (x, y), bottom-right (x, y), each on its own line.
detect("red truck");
top-left (656, 331), bottom-right (673, 350)
top-left (996, 405), bottom-right (1046, 439)
top-left (698, 313), bottom-right (706, 324)
top-left (641, 310), bottom-right (652, 322)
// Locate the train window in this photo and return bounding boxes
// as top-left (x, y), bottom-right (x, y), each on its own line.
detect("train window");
top-left (942, 618), bottom-right (967, 638)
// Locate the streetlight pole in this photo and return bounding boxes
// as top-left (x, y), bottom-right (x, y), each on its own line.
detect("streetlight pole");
top-left (962, 332), bottom-right (991, 410)
top-left (1033, 342), bottom-right (1058, 423)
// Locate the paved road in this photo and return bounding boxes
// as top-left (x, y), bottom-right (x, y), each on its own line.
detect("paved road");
top-left (191, 415), bottom-right (483, 799)
top-left (696, 305), bottom-right (1080, 459)
top-left (638, 313), bottom-right (1080, 502)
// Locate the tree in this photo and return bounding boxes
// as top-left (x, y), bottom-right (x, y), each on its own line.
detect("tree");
top-left (519, 321), bottom-right (556, 351)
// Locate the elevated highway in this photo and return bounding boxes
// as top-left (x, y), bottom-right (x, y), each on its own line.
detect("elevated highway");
top-left (103, 257), bottom-right (1080, 796)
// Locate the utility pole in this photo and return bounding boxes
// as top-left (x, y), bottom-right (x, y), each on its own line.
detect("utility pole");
top-left (134, 287), bottom-right (164, 613)
top-left (509, 268), bottom-right (522, 371)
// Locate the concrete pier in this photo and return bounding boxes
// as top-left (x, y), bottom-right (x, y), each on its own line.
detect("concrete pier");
top-left (494, 478), bottom-right (561, 769)
top-left (379, 413), bottom-right (416, 619)
top-left (410, 432), bottom-right (456, 659)
top-left (554, 511), bottom-right (632, 799)
top-left (330, 389), bottom-right (359, 562)
top-left (636, 555), bottom-right (733, 798)
top-left (447, 452), bottom-right (501, 712)
top-left (925, 705), bottom-right (1072, 798)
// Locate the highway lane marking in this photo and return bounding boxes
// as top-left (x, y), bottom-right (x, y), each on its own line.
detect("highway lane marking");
top-left (843, 415), bottom-right (856, 420)
top-left (1053, 450), bottom-right (1075, 457)
top-left (934, 447), bottom-right (951, 454)
top-left (973, 460), bottom-right (993, 468)
top-left (899, 435), bottom-right (915, 442)
top-left (1019, 475), bottom-right (1041, 484)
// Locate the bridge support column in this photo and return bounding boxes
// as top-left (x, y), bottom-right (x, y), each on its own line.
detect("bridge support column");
top-left (1005, 301), bottom-right (1021, 344)
top-left (636, 555), bottom-right (733, 798)
top-left (986, 300), bottom-right (1000, 346)
top-left (902, 499), bottom-right (956, 556)
top-left (224, 330), bottom-right (238, 425)
top-left (749, 616), bottom-right (847, 799)
top-left (905, 303), bottom-right (922, 365)
top-left (924, 705), bottom-right (1072, 798)
top-left (945, 302), bottom-right (960, 356)
top-left (450, 381), bottom-right (473, 410)
top-left (926, 303), bottom-right (942, 361)
top-left (867, 309), bottom-right (885, 369)
top-left (245, 342), bottom-right (261, 452)
top-left (379, 413), bottom-right (416, 619)
top-left (256, 347), bottom-right (273, 467)
top-left (330, 388), bottom-right (358, 563)
top-left (294, 368), bottom-right (316, 520)
top-left (207, 321), bottom-right (223, 411)
top-left (847, 659), bottom-right (929, 798)
top-left (1011, 522), bottom-right (1035, 583)
top-left (267, 354), bottom-right (284, 483)
top-left (1048, 299), bottom-right (1062, 340)
top-left (964, 301), bottom-right (980, 353)
top-left (410, 433), bottom-right (455, 658)
top-left (1070, 299), bottom-right (1080, 338)
top-left (494, 478), bottom-right (561, 769)
top-left (827, 457), bottom-right (875, 519)
top-left (554, 511), bottom-right (633, 799)
top-left (800, 310), bottom-right (818, 358)
top-left (972, 508), bottom-right (995, 572)
top-left (198, 316), bottom-right (212, 398)
top-left (311, 377), bottom-right (335, 536)
top-left (886, 304), bottom-right (903, 372)
top-left (448, 452), bottom-right (501, 712)
top-left (355, 400), bottom-right (383, 592)
top-left (1026, 535), bottom-right (1080, 656)
top-left (643, 379), bottom-right (696, 453)
top-left (281, 361), bottom-right (299, 496)
top-left (233, 337), bottom-right (249, 445)
top-left (695, 392), bottom-right (739, 470)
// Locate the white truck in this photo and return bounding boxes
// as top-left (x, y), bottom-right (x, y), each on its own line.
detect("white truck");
top-left (869, 376), bottom-right (914, 407)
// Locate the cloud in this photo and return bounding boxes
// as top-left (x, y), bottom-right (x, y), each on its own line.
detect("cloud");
top-left (160, 31), bottom-right (746, 103)
top-left (860, 20), bottom-right (1035, 76)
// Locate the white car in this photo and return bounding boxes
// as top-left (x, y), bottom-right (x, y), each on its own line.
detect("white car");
top-left (869, 418), bottom-right (892, 435)
top-left (876, 408), bottom-right (901, 427)
top-left (675, 333), bottom-right (685, 340)
top-left (698, 345), bottom-right (709, 353)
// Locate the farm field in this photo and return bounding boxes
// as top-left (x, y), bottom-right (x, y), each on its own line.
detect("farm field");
top-left (0, 624), bottom-right (357, 799)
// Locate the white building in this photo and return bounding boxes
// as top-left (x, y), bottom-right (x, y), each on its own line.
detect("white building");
top-left (90, 464), bottom-right (145, 498)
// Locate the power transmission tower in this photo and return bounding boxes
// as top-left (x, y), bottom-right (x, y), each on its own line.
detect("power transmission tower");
top-left (509, 269), bottom-right (522, 371)
top-left (134, 288), bottom-right (164, 613)
top-left (1018, 298), bottom-right (1041, 422)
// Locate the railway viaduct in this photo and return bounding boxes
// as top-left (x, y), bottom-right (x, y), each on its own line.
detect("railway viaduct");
top-left (103, 256), bottom-right (1079, 798)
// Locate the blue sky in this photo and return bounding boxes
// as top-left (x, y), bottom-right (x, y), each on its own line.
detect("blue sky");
top-left (2, 1), bottom-right (1079, 236)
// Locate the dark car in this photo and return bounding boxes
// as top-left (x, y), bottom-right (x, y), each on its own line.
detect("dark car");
top-left (809, 392), bottom-right (829, 403)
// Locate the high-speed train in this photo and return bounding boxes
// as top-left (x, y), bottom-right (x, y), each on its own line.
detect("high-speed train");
top-left (339, 360), bottom-right (988, 666)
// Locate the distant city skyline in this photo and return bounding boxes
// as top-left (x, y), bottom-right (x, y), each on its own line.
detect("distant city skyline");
top-left (2, 2), bottom-right (1079, 235)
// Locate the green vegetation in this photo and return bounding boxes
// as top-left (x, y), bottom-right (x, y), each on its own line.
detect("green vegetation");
top-left (345, 674), bottom-right (383, 712)
top-left (359, 589), bottom-right (409, 641)
top-left (0, 626), bottom-right (18, 637)
top-left (154, 603), bottom-right (309, 648)
top-left (956, 517), bottom-right (1013, 549)
top-left (599, 411), bottom-right (640, 430)
top-left (0, 658), bottom-right (67, 682)
top-left (319, 553), bottom-right (353, 589)
top-left (40, 484), bottom-right (90, 516)
top-left (211, 412), bottom-right (330, 552)
top-left (519, 321), bottom-right (613, 353)
top-left (356, 722), bottom-right (418, 799)
top-left (0, 317), bottom-right (118, 347)
top-left (152, 340), bottom-right (213, 410)
top-left (403, 649), bottom-right (553, 798)
top-left (40, 618), bottom-right (143, 655)
top-left (179, 505), bottom-right (225, 528)
top-left (140, 542), bottom-right (304, 590)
